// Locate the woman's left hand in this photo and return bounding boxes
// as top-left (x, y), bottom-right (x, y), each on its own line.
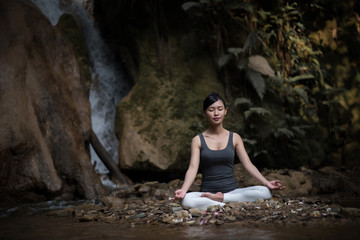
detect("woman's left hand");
top-left (265, 180), bottom-right (285, 190)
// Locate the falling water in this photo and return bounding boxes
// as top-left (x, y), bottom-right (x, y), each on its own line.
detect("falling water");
top-left (29, 0), bottom-right (130, 182)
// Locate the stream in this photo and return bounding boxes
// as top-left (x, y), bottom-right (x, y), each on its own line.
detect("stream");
top-left (0, 199), bottom-right (359, 240)
top-left (0, 214), bottom-right (358, 240)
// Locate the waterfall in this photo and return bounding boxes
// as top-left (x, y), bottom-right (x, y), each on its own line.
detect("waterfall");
top-left (29, 0), bottom-right (130, 183)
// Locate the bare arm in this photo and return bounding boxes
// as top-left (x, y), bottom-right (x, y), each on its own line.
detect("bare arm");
top-left (175, 136), bottom-right (201, 199)
top-left (234, 133), bottom-right (284, 190)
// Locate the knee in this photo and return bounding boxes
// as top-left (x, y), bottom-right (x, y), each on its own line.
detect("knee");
top-left (259, 186), bottom-right (272, 199)
top-left (181, 192), bottom-right (199, 209)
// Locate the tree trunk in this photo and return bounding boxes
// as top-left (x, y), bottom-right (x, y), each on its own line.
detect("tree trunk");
top-left (90, 129), bottom-right (130, 185)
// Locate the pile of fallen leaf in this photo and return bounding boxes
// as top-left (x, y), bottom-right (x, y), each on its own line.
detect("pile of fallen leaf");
top-left (44, 180), bottom-right (360, 228)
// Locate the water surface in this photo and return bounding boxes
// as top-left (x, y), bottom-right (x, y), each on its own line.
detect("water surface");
top-left (0, 215), bottom-right (358, 240)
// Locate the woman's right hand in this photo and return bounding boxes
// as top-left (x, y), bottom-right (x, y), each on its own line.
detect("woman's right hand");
top-left (175, 189), bottom-right (187, 199)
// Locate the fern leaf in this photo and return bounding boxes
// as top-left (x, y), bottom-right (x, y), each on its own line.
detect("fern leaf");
top-left (325, 87), bottom-right (346, 97)
top-left (234, 98), bottom-right (252, 107)
top-left (227, 47), bottom-right (243, 56)
top-left (254, 150), bottom-right (268, 158)
top-left (218, 54), bottom-right (232, 68)
top-left (226, 2), bottom-right (254, 14)
top-left (288, 74), bottom-right (315, 83)
top-left (273, 128), bottom-right (294, 138)
top-left (245, 69), bottom-right (266, 100)
top-left (181, 2), bottom-right (201, 11)
top-left (294, 88), bottom-right (309, 103)
top-left (244, 107), bottom-right (272, 120)
top-left (291, 125), bottom-right (312, 136)
top-left (237, 58), bottom-right (247, 70)
top-left (243, 138), bottom-right (257, 145)
top-left (247, 55), bottom-right (275, 77)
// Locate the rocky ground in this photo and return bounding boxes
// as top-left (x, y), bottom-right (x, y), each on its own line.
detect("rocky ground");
top-left (2, 167), bottom-right (360, 229)
top-left (42, 180), bottom-right (360, 228)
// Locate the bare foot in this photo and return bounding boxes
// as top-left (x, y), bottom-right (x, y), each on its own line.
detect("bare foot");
top-left (200, 192), bottom-right (224, 202)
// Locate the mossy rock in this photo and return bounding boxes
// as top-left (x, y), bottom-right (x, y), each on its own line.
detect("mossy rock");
top-left (57, 14), bottom-right (92, 92)
top-left (115, 32), bottom-right (224, 172)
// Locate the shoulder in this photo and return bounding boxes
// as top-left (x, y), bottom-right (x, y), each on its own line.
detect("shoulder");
top-left (191, 135), bottom-right (201, 148)
top-left (232, 132), bottom-right (244, 146)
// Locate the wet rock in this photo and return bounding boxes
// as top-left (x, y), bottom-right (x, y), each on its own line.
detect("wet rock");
top-left (151, 188), bottom-right (170, 200)
top-left (46, 208), bottom-right (74, 217)
top-left (125, 198), bottom-right (144, 205)
top-left (167, 179), bottom-right (182, 190)
top-left (311, 211), bottom-right (321, 217)
top-left (207, 205), bottom-right (222, 212)
top-left (184, 220), bottom-right (195, 225)
top-left (172, 206), bottom-right (183, 212)
top-left (0, 0), bottom-right (105, 202)
top-left (171, 202), bottom-right (183, 212)
top-left (188, 208), bottom-right (202, 217)
top-left (342, 207), bottom-right (360, 217)
top-left (224, 215), bottom-right (237, 222)
top-left (273, 211), bottom-right (282, 215)
top-left (328, 206), bottom-right (341, 214)
top-left (115, 33), bottom-right (225, 173)
top-left (175, 210), bottom-right (189, 218)
top-left (161, 214), bottom-right (174, 224)
top-left (137, 184), bottom-right (151, 194)
top-left (312, 167), bottom-right (346, 194)
top-left (101, 196), bottom-right (125, 209)
top-left (75, 204), bottom-right (104, 212)
top-left (25, 168), bottom-right (360, 228)
top-left (127, 213), bottom-right (146, 220)
top-left (215, 219), bottom-right (225, 225)
top-left (112, 186), bottom-right (137, 198)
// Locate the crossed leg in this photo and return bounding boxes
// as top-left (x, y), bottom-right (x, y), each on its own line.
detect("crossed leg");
top-left (181, 186), bottom-right (271, 210)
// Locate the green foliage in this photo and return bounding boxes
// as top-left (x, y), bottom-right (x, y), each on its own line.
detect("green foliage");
top-left (182, 0), bottom-right (358, 169)
top-left (244, 107), bottom-right (272, 120)
top-left (234, 97), bottom-right (252, 107)
top-left (245, 69), bottom-right (266, 100)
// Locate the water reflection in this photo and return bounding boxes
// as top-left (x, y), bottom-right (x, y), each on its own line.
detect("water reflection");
top-left (0, 200), bottom-right (359, 240)
top-left (0, 214), bottom-right (358, 240)
top-left (179, 226), bottom-right (275, 240)
top-left (0, 199), bottom-right (89, 218)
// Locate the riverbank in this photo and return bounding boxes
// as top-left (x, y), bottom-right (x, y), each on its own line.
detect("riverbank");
top-left (1, 181), bottom-right (359, 228)
top-left (1, 167), bottom-right (360, 239)
top-left (46, 193), bottom-right (360, 228)
top-left (0, 207), bottom-right (359, 240)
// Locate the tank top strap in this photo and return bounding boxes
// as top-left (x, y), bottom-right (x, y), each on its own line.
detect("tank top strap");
top-left (227, 131), bottom-right (233, 149)
top-left (198, 133), bottom-right (208, 150)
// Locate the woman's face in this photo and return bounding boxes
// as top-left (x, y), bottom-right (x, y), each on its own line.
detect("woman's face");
top-left (204, 100), bottom-right (227, 125)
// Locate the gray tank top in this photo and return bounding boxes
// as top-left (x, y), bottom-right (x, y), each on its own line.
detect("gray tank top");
top-left (199, 132), bottom-right (238, 193)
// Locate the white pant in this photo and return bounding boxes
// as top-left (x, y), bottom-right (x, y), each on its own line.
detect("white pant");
top-left (181, 186), bottom-right (272, 210)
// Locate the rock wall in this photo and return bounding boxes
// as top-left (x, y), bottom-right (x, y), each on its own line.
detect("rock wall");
top-left (115, 33), bottom-right (224, 173)
top-left (0, 0), bottom-right (105, 202)
top-left (92, 0), bottom-right (227, 174)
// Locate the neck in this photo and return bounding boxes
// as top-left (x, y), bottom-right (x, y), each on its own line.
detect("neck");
top-left (207, 124), bottom-right (226, 135)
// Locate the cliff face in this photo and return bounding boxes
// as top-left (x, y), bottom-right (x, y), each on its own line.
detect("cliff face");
top-left (115, 34), bottom-right (224, 174)
top-left (0, 0), bottom-right (105, 202)
top-left (91, 0), bottom-right (228, 175)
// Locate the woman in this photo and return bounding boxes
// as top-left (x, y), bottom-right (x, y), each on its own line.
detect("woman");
top-left (175, 92), bottom-right (284, 210)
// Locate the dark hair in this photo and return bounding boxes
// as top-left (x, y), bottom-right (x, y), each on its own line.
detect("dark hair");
top-left (203, 92), bottom-right (227, 111)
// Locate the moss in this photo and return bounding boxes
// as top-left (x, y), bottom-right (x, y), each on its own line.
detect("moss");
top-left (116, 32), bottom-right (225, 171)
top-left (57, 14), bottom-right (92, 92)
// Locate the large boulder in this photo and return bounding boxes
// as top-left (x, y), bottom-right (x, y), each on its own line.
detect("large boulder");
top-left (115, 33), bottom-right (224, 173)
top-left (0, 0), bottom-right (105, 202)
